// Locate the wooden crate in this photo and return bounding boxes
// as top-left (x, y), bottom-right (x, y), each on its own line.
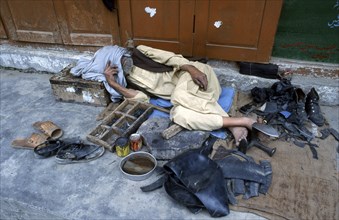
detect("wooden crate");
top-left (49, 65), bottom-right (111, 106)
top-left (87, 100), bottom-right (154, 152)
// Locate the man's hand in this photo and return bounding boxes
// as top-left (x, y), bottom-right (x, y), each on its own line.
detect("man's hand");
top-left (190, 69), bottom-right (208, 90)
top-left (104, 61), bottom-right (118, 81)
top-left (103, 60), bottom-right (138, 99)
top-left (180, 64), bottom-right (208, 90)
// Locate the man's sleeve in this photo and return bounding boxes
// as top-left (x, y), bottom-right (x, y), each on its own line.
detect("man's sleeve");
top-left (136, 45), bottom-right (190, 69)
top-left (125, 90), bottom-right (150, 103)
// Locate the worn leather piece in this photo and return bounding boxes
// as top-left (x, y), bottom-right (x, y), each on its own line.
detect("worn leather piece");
top-left (225, 179), bottom-right (238, 205)
top-left (233, 179), bottom-right (246, 196)
top-left (258, 160), bottom-right (273, 194)
top-left (164, 151), bottom-right (229, 217)
top-left (320, 128), bottom-right (339, 141)
top-left (164, 152), bottom-right (217, 192)
top-left (140, 135), bottom-right (273, 217)
top-left (193, 167), bottom-right (229, 217)
top-left (243, 182), bottom-right (260, 200)
top-left (164, 175), bottom-right (204, 213)
top-left (215, 151), bottom-right (271, 184)
top-left (140, 175), bottom-right (167, 192)
top-left (232, 134), bottom-right (338, 220)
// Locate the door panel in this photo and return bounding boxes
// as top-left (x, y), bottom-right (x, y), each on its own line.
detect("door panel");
top-left (0, 18), bottom-right (7, 39)
top-left (118, 0), bottom-right (195, 55)
top-left (206, 1), bottom-right (265, 48)
top-left (53, 0), bottom-right (120, 46)
top-left (0, 0), bottom-right (62, 43)
top-left (194, 0), bottom-right (283, 62)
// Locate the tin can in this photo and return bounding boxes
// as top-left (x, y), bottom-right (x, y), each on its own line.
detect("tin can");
top-left (129, 133), bottom-right (142, 151)
top-left (115, 137), bottom-right (130, 157)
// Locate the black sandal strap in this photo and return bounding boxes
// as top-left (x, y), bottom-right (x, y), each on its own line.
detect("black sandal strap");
top-left (34, 140), bottom-right (64, 158)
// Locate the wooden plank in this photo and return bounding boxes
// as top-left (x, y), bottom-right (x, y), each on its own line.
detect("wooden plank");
top-left (162, 124), bottom-right (184, 140)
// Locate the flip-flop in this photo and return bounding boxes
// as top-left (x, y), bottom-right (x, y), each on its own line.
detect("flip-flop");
top-left (55, 142), bottom-right (105, 164)
top-left (12, 133), bottom-right (50, 150)
top-left (34, 140), bottom-right (65, 159)
top-left (32, 121), bottom-right (63, 140)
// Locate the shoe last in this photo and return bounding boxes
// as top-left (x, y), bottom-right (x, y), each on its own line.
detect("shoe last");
top-left (305, 88), bottom-right (324, 126)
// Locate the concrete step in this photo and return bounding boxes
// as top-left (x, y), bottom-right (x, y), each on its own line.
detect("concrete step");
top-left (1, 44), bottom-right (338, 105)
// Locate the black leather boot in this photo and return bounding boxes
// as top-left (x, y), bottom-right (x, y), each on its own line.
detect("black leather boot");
top-left (305, 88), bottom-right (324, 126)
top-left (288, 88), bottom-right (307, 126)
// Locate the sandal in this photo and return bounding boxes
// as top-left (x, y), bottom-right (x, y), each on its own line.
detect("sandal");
top-left (55, 142), bottom-right (105, 164)
top-left (34, 140), bottom-right (65, 158)
top-left (33, 121), bottom-right (63, 140)
top-left (12, 133), bottom-right (49, 150)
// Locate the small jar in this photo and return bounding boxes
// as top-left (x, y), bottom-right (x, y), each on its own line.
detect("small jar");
top-left (129, 133), bottom-right (142, 151)
top-left (115, 137), bottom-right (130, 157)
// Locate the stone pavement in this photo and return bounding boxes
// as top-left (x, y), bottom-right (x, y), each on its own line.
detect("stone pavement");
top-left (0, 69), bottom-right (268, 219)
top-left (1, 67), bottom-right (338, 219)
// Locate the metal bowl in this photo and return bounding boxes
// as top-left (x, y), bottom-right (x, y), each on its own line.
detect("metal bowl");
top-left (119, 151), bottom-right (157, 181)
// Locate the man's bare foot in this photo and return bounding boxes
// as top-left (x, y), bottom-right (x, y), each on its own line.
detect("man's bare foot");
top-left (229, 126), bottom-right (248, 146)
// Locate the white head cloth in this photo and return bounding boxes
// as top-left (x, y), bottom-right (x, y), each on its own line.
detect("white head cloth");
top-left (70, 45), bottom-right (128, 102)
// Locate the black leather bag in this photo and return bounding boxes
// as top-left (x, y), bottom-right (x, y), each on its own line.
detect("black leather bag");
top-left (239, 62), bottom-right (279, 79)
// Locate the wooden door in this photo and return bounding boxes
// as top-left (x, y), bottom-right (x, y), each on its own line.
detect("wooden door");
top-left (194, 0), bottom-right (283, 62)
top-left (118, 0), bottom-right (195, 56)
top-left (0, 18), bottom-right (7, 39)
top-left (53, 0), bottom-right (120, 46)
top-left (0, 0), bottom-right (62, 43)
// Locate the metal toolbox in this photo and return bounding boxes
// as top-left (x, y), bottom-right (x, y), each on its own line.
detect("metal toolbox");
top-left (49, 65), bottom-right (111, 106)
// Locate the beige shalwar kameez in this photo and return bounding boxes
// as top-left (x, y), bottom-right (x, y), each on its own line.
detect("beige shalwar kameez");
top-left (125, 45), bottom-right (229, 131)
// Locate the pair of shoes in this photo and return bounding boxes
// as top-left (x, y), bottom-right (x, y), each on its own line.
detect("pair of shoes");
top-left (34, 139), bottom-right (105, 163)
top-left (287, 88), bottom-right (324, 127)
top-left (55, 141), bottom-right (105, 164)
top-left (11, 121), bottom-right (63, 150)
top-left (305, 88), bottom-right (324, 127)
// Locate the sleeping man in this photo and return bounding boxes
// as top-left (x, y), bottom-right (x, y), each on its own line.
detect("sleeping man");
top-left (71, 45), bottom-right (256, 145)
